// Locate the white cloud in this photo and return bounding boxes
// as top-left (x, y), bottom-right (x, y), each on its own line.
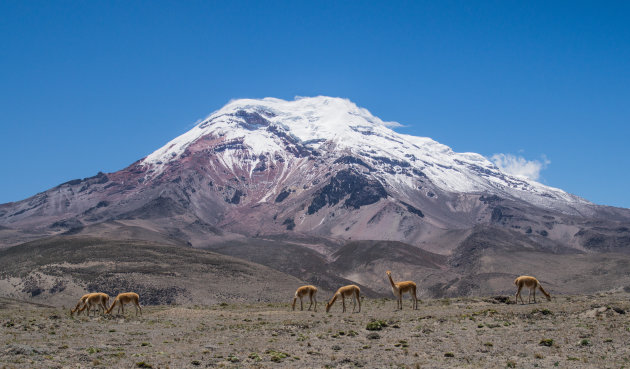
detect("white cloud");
top-left (490, 153), bottom-right (550, 181)
top-left (382, 120), bottom-right (403, 128)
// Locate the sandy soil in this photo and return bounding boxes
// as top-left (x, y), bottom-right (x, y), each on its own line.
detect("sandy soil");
top-left (1, 292), bottom-right (630, 368)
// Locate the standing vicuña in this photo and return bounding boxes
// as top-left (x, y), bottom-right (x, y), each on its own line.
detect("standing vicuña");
top-left (78, 292), bottom-right (110, 316)
top-left (386, 270), bottom-right (418, 310)
top-left (292, 285), bottom-right (318, 312)
top-left (71, 293), bottom-right (110, 316)
top-left (514, 276), bottom-right (551, 304)
top-left (106, 292), bottom-right (142, 316)
top-left (325, 285), bottom-right (361, 313)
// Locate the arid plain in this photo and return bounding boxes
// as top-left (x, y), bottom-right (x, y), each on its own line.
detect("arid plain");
top-left (2, 291), bottom-right (630, 368)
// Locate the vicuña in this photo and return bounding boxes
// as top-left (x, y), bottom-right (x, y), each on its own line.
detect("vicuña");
top-left (106, 292), bottom-right (142, 316)
top-left (325, 285), bottom-right (361, 313)
top-left (514, 276), bottom-right (551, 304)
top-left (292, 285), bottom-right (318, 312)
top-left (71, 292), bottom-right (110, 316)
top-left (386, 270), bottom-right (418, 310)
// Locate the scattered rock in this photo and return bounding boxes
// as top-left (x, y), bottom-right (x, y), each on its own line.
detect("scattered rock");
top-left (366, 333), bottom-right (381, 340)
top-left (611, 306), bottom-right (626, 314)
top-left (488, 296), bottom-right (513, 304)
top-left (5, 344), bottom-right (48, 355)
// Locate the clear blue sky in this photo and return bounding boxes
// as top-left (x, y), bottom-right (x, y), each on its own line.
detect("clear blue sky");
top-left (1, 1), bottom-right (629, 208)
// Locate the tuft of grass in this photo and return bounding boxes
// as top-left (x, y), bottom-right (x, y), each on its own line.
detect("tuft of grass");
top-left (473, 309), bottom-right (498, 316)
top-left (86, 347), bottom-right (101, 354)
top-left (136, 362), bottom-right (153, 368)
top-left (248, 352), bottom-right (262, 362)
top-left (444, 352), bottom-right (455, 357)
top-left (266, 349), bottom-right (290, 362)
top-left (506, 360), bottom-right (516, 368)
top-left (484, 342), bottom-right (493, 347)
top-left (366, 320), bottom-right (388, 331)
top-left (539, 339), bottom-right (554, 347)
top-left (579, 339), bottom-right (591, 346)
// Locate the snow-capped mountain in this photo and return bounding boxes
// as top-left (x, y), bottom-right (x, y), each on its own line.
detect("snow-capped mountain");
top-left (1, 96), bottom-right (629, 298)
top-left (141, 96), bottom-right (587, 212)
top-left (0, 96), bottom-right (625, 247)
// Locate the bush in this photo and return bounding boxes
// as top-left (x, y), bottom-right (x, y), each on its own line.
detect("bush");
top-left (366, 320), bottom-right (388, 331)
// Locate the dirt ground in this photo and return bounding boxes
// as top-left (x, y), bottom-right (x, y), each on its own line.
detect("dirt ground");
top-left (1, 292), bottom-right (630, 368)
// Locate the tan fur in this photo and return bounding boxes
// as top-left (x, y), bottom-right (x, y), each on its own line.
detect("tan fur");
top-left (71, 293), bottom-right (109, 316)
top-left (106, 292), bottom-right (142, 316)
top-left (325, 285), bottom-right (361, 313)
top-left (71, 293), bottom-right (94, 316)
top-left (292, 285), bottom-right (318, 312)
top-left (386, 270), bottom-right (418, 310)
top-left (78, 293), bottom-right (110, 316)
top-left (514, 276), bottom-right (551, 304)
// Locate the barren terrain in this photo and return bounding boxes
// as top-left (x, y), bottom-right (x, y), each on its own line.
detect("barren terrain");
top-left (2, 292), bottom-right (629, 368)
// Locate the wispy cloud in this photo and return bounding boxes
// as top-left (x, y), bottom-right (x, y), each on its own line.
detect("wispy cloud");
top-left (490, 153), bottom-right (550, 181)
top-left (382, 120), bottom-right (403, 128)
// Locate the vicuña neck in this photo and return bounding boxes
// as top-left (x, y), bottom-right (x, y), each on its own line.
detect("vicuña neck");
top-left (388, 274), bottom-right (397, 289)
